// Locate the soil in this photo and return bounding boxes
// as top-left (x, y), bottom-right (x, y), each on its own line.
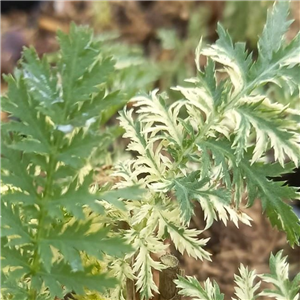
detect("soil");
top-left (1, 1), bottom-right (300, 300)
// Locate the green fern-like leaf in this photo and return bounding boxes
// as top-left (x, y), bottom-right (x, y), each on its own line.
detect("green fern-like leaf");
top-left (1, 23), bottom-right (142, 300)
top-left (259, 251), bottom-right (300, 300)
top-left (175, 275), bottom-right (224, 300)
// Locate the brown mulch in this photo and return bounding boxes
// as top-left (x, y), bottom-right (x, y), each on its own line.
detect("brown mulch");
top-left (1, 2), bottom-right (300, 299)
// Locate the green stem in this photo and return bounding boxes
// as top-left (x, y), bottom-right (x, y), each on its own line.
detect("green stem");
top-left (28, 144), bottom-right (60, 298)
top-left (28, 289), bottom-right (37, 300)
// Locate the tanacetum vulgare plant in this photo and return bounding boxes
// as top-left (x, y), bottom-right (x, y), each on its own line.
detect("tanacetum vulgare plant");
top-left (107, 1), bottom-right (300, 299)
top-left (1, 2), bottom-right (300, 300)
top-left (1, 24), bottom-right (144, 300)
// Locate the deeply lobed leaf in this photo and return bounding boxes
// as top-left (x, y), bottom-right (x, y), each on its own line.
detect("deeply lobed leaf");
top-left (1, 23), bottom-right (138, 300)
